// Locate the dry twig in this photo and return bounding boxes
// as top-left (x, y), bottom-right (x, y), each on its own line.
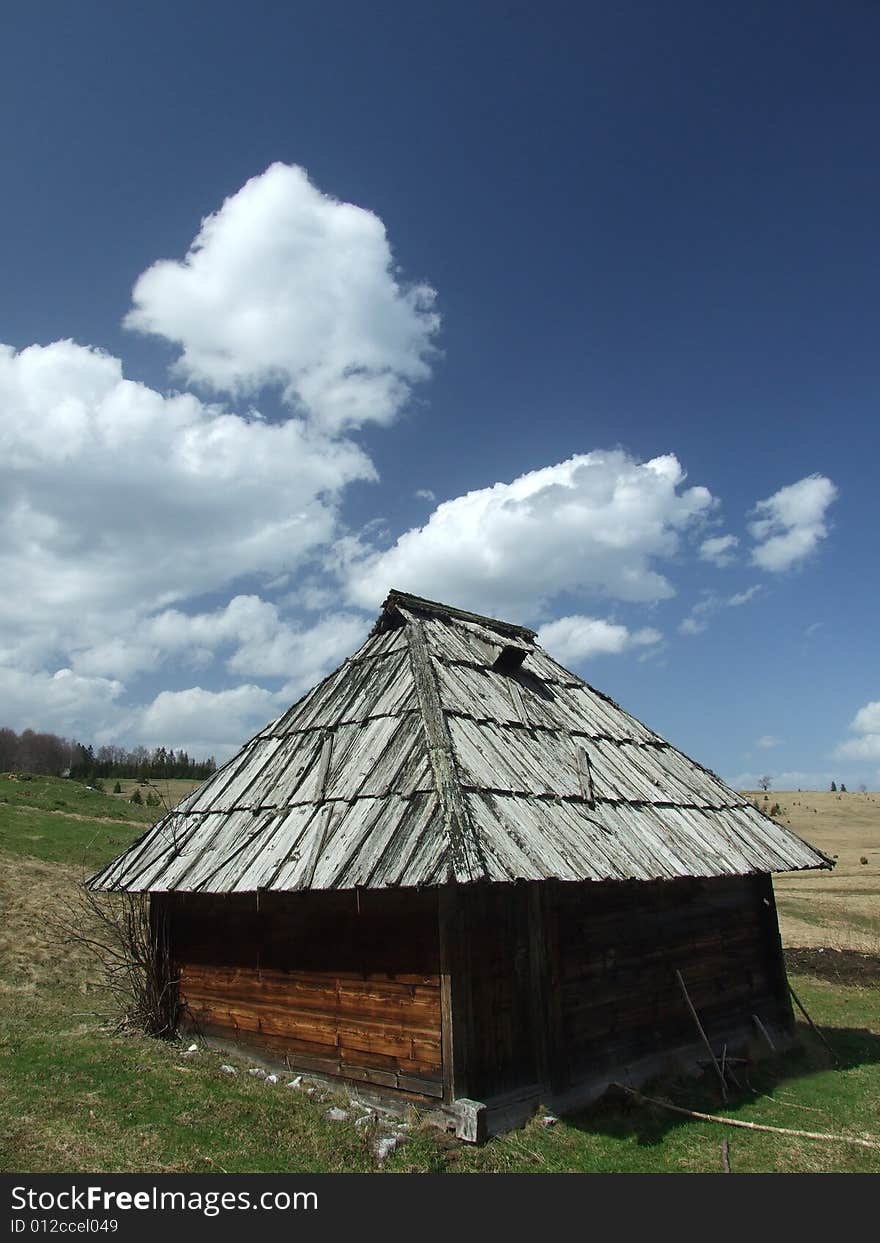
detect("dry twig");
top-left (614, 1085), bottom-right (880, 1151)
top-left (50, 888), bottom-right (180, 1038)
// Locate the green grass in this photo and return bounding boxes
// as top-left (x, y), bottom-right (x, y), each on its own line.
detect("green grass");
top-left (0, 773), bottom-right (157, 821)
top-left (1, 784), bottom-right (878, 1174)
top-left (1, 965), bottom-right (877, 1173)
top-left (0, 774), bottom-right (153, 871)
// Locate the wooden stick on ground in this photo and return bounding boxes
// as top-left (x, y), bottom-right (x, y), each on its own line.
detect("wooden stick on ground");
top-left (721, 1139), bottom-right (731, 1173)
top-left (676, 969), bottom-right (727, 1102)
top-left (788, 983), bottom-right (841, 1065)
top-left (614, 1085), bottom-right (880, 1151)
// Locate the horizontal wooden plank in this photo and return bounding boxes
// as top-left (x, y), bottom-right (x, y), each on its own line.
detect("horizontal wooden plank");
top-left (186, 997), bottom-right (441, 1061)
top-left (193, 1019), bottom-right (443, 1089)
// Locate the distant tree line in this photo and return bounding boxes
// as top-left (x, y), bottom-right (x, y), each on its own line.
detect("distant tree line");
top-left (0, 727), bottom-right (216, 782)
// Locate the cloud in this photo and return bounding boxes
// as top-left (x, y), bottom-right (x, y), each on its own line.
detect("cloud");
top-left (699, 533), bottom-right (739, 567)
top-left (835, 700), bottom-right (880, 762)
top-left (229, 610), bottom-right (369, 694)
top-left (0, 165), bottom-right (440, 756)
top-left (678, 585), bottom-right (761, 635)
top-left (538, 616), bottom-right (662, 665)
top-left (71, 596), bottom-right (370, 714)
top-left (730, 770), bottom-right (835, 791)
top-left (130, 684), bottom-right (282, 757)
top-left (414, 488), bottom-right (436, 502)
top-left (757, 735), bottom-right (783, 749)
top-left (126, 163), bottom-right (440, 432)
top-left (0, 340), bottom-right (373, 679)
top-left (342, 450), bottom-right (714, 619)
top-left (0, 666), bottom-right (123, 738)
top-left (728, 585), bottom-right (761, 607)
top-left (749, 474), bottom-right (838, 572)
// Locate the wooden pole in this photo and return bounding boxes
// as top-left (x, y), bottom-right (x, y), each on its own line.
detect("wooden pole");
top-left (676, 969), bottom-right (727, 1102)
top-left (752, 1013), bottom-right (776, 1053)
top-left (614, 1085), bottom-right (880, 1151)
top-left (788, 983), bottom-right (840, 1065)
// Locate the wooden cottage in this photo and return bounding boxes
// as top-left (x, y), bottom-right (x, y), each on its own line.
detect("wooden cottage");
top-left (89, 590), bottom-right (830, 1139)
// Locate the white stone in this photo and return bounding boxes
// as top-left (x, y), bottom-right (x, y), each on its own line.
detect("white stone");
top-left (326, 1107), bottom-right (349, 1122)
top-left (219, 1065), bottom-right (237, 1075)
top-left (374, 1135), bottom-right (400, 1161)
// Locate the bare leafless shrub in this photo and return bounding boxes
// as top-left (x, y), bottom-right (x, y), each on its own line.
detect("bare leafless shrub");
top-left (51, 888), bottom-right (181, 1038)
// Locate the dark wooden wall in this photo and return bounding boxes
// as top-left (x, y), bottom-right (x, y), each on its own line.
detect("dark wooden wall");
top-left (158, 872), bottom-right (791, 1110)
top-left (552, 873), bottom-right (791, 1087)
top-left (158, 888), bottom-right (443, 1098)
top-left (452, 874), bottom-right (792, 1104)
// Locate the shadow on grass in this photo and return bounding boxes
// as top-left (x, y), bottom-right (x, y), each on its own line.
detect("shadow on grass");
top-left (563, 1021), bottom-right (880, 1149)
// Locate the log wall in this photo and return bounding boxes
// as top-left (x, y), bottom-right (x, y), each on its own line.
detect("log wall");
top-left (158, 872), bottom-right (792, 1111)
top-left (455, 874), bottom-right (792, 1103)
top-left (159, 888), bottom-right (443, 1098)
top-left (552, 873), bottom-right (792, 1086)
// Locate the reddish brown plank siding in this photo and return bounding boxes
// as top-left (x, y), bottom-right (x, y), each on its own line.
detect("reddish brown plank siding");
top-left (161, 889), bottom-right (443, 1098)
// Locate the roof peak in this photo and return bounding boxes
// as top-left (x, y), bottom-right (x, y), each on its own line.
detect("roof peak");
top-left (376, 589), bottom-right (538, 643)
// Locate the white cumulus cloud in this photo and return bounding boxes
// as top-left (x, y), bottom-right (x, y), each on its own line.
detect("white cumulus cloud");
top-left (538, 616), bottom-right (662, 665)
top-left (749, 474), bottom-right (838, 572)
top-left (126, 163), bottom-right (440, 432)
top-left (130, 684), bottom-right (283, 757)
top-left (0, 340), bottom-right (372, 678)
top-left (699, 533), bottom-right (739, 567)
top-left (343, 450), bottom-right (714, 619)
top-left (834, 700), bottom-right (880, 762)
top-left (0, 666), bottom-right (123, 738)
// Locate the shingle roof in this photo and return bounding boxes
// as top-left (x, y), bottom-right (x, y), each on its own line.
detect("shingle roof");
top-left (88, 589), bottom-right (831, 892)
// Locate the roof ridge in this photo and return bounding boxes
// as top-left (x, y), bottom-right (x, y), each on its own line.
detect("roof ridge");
top-left (377, 589), bottom-right (538, 643)
top-left (404, 612), bottom-right (490, 883)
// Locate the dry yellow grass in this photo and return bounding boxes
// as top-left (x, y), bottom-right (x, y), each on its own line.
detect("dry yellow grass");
top-left (0, 853), bottom-right (102, 999)
top-left (744, 790), bottom-right (880, 954)
top-left (108, 776), bottom-right (204, 808)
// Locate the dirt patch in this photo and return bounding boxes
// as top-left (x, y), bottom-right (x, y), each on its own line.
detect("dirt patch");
top-left (784, 947), bottom-right (880, 986)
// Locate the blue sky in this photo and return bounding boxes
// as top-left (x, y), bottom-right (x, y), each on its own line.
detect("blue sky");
top-left (1, 0), bottom-right (877, 789)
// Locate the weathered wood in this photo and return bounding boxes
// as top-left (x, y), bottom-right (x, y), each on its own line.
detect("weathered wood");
top-left (451, 1097), bottom-right (488, 1143)
top-left (438, 884), bottom-right (473, 1103)
top-left (172, 889), bottom-right (443, 1097)
top-left (506, 675), bottom-right (527, 721)
top-left (754, 873), bottom-right (796, 1028)
top-left (541, 883), bottom-right (568, 1093)
top-left (575, 745), bottom-right (595, 806)
top-left (302, 803), bottom-right (334, 890)
top-left (527, 884), bottom-right (551, 1090)
top-left (615, 1085), bottom-right (880, 1151)
top-left (676, 970), bottom-right (727, 1101)
top-left (406, 616), bottom-right (486, 880)
top-left (751, 1012), bottom-right (776, 1052)
top-left (788, 982), bottom-right (840, 1065)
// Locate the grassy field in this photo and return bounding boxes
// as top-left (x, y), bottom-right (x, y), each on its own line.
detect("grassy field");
top-left (1, 777), bottom-right (878, 1174)
top-left (754, 789), bottom-right (880, 955)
